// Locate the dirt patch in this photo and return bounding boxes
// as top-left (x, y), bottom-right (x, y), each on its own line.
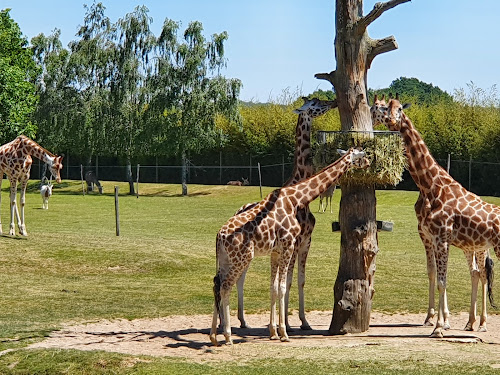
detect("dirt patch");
top-left (28, 311), bottom-right (500, 364)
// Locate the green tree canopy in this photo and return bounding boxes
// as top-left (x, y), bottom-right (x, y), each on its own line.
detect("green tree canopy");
top-left (0, 8), bottom-right (39, 143)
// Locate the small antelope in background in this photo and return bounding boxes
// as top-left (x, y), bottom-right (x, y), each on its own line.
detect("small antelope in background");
top-left (227, 177), bottom-right (249, 186)
top-left (40, 177), bottom-right (53, 210)
top-left (85, 171), bottom-right (103, 194)
top-left (318, 184), bottom-right (336, 213)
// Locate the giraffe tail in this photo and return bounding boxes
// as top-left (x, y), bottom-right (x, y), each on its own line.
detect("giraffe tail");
top-left (486, 255), bottom-right (496, 308)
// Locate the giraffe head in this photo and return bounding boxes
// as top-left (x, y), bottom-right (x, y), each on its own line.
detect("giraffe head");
top-left (293, 97), bottom-right (337, 118)
top-left (371, 94), bottom-right (411, 131)
top-left (370, 94), bottom-right (387, 126)
top-left (48, 155), bottom-right (64, 183)
top-left (337, 148), bottom-right (371, 169)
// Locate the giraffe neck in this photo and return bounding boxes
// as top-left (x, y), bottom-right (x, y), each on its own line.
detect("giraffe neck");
top-left (18, 136), bottom-right (56, 165)
top-left (285, 113), bottom-right (313, 186)
top-left (399, 114), bottom-right (446, 191)
top-left (287, 152), bottom-right (353, 208)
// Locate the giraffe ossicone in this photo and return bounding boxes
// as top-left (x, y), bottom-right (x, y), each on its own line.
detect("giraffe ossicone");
top-left (210, 147), bottom-right (370, 346)
top-left (372, 96), bottom-right (499, 338)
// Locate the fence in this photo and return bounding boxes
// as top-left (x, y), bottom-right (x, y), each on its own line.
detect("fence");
top-left (30, 155), bottom-right (500, 197)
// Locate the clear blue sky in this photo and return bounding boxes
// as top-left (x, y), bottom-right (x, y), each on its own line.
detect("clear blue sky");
top-left (3, 0), bottom-right (500, 102)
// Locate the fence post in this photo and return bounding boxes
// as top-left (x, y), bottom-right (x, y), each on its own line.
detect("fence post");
top-left (136, 164), bottom-right (140, 198)
top-left (468, 156), bottom-right (472, 191)
top-left (249, 155), bottom-right (252, 185)
top-left (258, 162), bottom-right (263, 199)
top-left (282, 154), bottom-right (285, 186)
top-left (80, 164), bottom-right (85, 196)
top-left (155, 156), bottom-right (159, 183)
top-left (219, 151), bottom-right (222, 185)
top-left (115, 186), bottom-right (120, 236)
top-left (447, 154), bottom-right (450, 173)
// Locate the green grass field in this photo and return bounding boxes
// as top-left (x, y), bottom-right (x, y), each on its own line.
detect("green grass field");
top-left (0, 180), bottom-right (499, 374)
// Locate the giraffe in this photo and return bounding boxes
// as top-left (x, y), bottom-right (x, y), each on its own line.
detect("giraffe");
top-left (0, 135), bottom-right (63, 236)
top-left (372, 96), bottom-right (499, 338)
top-left (234, 97), bottom-right (337, 331)
top-left (210, 148), bottom-right (370, 346)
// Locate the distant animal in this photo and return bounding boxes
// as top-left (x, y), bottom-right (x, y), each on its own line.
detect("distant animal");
top-left (318, 184), bottom-right (336, 213)
top-left (85, 171), bottom-right (103, 194)
top-left (40, 178), bottom-right (53, 210)
top-left (227, 177), bottom-right (249, 186)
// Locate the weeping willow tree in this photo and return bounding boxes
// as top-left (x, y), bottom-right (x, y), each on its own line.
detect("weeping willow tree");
top-left (149, 20), bottom-right (241, 196)
top-left (315, 0), bottom-right (410, 334)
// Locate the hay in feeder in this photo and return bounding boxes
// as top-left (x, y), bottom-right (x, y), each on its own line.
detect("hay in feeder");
top-left (313, 130), bottom-right (407, 186)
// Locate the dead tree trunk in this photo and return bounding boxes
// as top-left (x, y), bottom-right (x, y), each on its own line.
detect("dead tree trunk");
top-left (315, 0), bottom-right (410, 334)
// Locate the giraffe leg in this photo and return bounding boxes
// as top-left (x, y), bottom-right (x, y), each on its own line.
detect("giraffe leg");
top-left (8, 178), bottom-right (19, 236)
top-left (477, 251), bottom-right (488, 332)
top-left (297, 238), bottom-right (312, 330)
top-left (464, 251), bottom-right (478, 331)
top-left (431, 240), bottom-right (449, 338)
top-left (284, 249), bottom-right (297, 332)
top-left (236, 267), bottom-right (250, 328)
top-left (18, 179), bottom-right (28, 236)
top-left (278, 247), bottom-right (293, 342)
top-left (269, 252), bottom-right (280, 340)
top-left (416, 198), bottom-right (438, 327)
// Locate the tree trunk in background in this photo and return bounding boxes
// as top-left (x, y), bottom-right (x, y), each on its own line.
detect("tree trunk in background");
top-left (315, 0), bottom-right (409, 334)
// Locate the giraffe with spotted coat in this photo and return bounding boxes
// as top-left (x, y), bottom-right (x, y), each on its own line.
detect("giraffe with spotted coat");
top-left (0, 135), bottom-right (63, 236)
top-left (372, 95), bottom-right (499, 338)
top-left (210, 148), bottom-right (370, 346)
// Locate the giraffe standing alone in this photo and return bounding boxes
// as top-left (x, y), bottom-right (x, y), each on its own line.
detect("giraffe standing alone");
top-left (235, 97), bottom-right (337, 331)
top-left (0, 135), bottom-right (63, 236)
top-left (210, 148), bottom-right (370, 346)
top-left (372, 96), bottom-right (499, 338)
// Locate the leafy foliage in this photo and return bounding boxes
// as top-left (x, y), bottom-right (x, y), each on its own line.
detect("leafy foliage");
top-left (0, 9), bottom-right (39, 142)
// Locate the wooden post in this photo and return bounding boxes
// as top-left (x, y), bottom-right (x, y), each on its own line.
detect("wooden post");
top-left (469, 156), bottom-right (472, 190)
top-left (282, 154), bottom-right (285, 186)
top-left (315, 0), bottom-right (410, 335)
top-left (115, 186), bottom-right (120, 236)
top-left (80, 164), bottom-right (85, 196)
top-left (66, 152), bottom-right (70, 180)
top-left (447, 154), bottom-right (451, 173)
top-left (219, 151), bottom-right (223, 185)
top-left (96, 155), bottom-right (99, 180)
top-left (155, 156), bottom-right (159, 183)
top-left (249, 155), bottom-right (252, 185)
top-left (136, 164), bottom-right (140, 198)
top-left (258, 162), bottom-right (263, 199)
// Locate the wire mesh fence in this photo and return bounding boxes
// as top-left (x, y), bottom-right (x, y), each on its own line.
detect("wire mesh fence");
top-left (27, 154), bottom-right (500, 197)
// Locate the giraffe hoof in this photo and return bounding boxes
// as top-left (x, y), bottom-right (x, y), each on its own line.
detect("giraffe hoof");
top-left (443, 323), bottom-right (450, 331)
top-left (240, 323), bottom-right (251, 329)
top-left (423, 320), bottom-right (434, 327)
top-left (209, 334), bottom-right (219, 346)
top-left (300, 323), bottom-right (312, 331)
top-left (478, 326), bottom-right (487, 332)
top-left (464, 323), bottom-right (474, 331)
top-left (270, 334), bottom-right (280, 340)
top-left (430, 329), bottom-right (443, 338)
top-left (280, 336), bottom-right (291, 342)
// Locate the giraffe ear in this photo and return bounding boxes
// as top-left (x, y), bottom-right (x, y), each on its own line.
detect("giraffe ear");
top-left (402, 103), bottom-right (411, 109)
top-left (337, 149), bottom-right (347, 156)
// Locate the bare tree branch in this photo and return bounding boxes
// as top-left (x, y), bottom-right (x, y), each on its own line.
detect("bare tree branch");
top-left (314, 70), bottom-right (336, 87)
top-left (357, 0), bottom-right (411, 34)
top-left (366, 36), bottom-right (398, 68)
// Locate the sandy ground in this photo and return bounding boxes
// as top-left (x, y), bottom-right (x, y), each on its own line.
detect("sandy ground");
top-left (26, 310), bottom-right (500, 366)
